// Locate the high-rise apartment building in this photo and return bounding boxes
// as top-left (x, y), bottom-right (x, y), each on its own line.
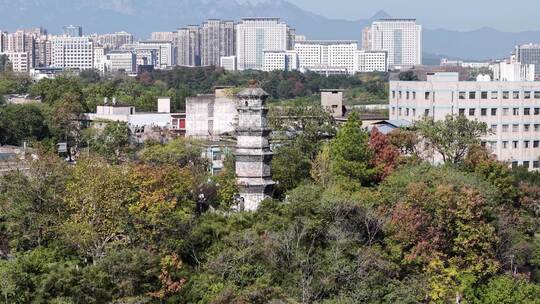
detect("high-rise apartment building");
top-left (516, 44), bottom-right (540, 79)
top-left (63, 25), bottom-right (83, 37)
top-left (368, 19), bottom-right (422, 67)
top-left (361, 26), bottom-right (372, 50)
top-left (236, 18), bottom-right (289, 71)
top-left (151, 32), bottom-right (175, 41)
top-left (200, 20), bottom-right (235, 67)
top-left (51, 36), bottom-right (93, 70)
top-left (177, 25), bottom-right (201, 67)
top-left (94, 32), bottom-right (134, 49)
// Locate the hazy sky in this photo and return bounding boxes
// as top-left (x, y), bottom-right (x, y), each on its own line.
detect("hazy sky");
top-left (282, 0), bottom-right (539, 32)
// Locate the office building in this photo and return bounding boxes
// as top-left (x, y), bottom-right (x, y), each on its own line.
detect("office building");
top-left (355, 50), bottom-right (388, 72)
top-left (63, 25), bottom-right (83, 37)
top-left (263, 50), bottom-right (298, 71)
top-left (362, 26), bottom-right (372, 50)
top-left (368, 19), bottom-right (422, 67)
top-left (515, 44), bottom-right (540, 79)
top-left (51, 36), bottom-right (93, 70)
top-left (93, 46), bottom-right (106, 72)
top-left (492, 60), bottom-right (535, 82)
top-left (94, 32), bottom-right (133, 49)
top-left (220, 55), bottom-right (237, 71)
top-left (123, 41), bottom-right (173, 68)
top-left (177, 25), bottom-right (201, 67)
top-left (151, 31), bottom-right (175, 41)
top-left (389, 72), bottom-right (540, 170)
top-left (103, 51), bottom-right (137, 74)
top-left (1, 52), bottom-right (30, 72)
top-left (236, 18), bottom-right (289, 71)
top-left (295, 40), bottom-right (358, 74)
top-left (200, 20), bottom-right (235, 67)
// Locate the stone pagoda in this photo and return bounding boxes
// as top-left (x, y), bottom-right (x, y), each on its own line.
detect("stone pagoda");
top-left (235, 87), bottom-right (275, 211)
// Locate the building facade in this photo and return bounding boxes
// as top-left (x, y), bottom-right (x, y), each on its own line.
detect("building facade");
top-left (1, 52), bottom-right (30, 72)
top-left (355, 50), bottom-right (388, 72)
top-left (104, 51), bottom-right (137, 74)
top-left (63, 25), bottom-right (83, 37)
top-left (492, 61), bottom-right (535, 82)
top-left (236, 18), bottom-right (289, 71)
top-left (389, 73), bottom-right (540, 170)
top-left (51, 36), bottom-right (93, 70)
top-left (200, 20), bottom-right (235, 67)
top-left (94, 32), bottom-right (134, 50)
top-left (123, 41), bottom-right (173, 68)
top-left (177, 26), bottom-right (201, 67)
top-left (294, 40), bottom-right (358, 74)
top-left (515, 44), bottom-right (540, 78)
top-left (368, 19), bottom-right (422, 67)
top-left (262, 50), bottom-right (298, 71)
top-left (220, 55), bottom-right (237, 71)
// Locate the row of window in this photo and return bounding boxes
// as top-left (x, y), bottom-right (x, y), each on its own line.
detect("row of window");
top-left (511, 160), bottom-right (540, 169)
top-left (392, 107), bottom-right (540, 117)
top-left (392, 90), bottom-right (540, 100)
top-left (484, 140), bottom-right (540, 149)
top-left (490, 124), bottom-right (540, 132)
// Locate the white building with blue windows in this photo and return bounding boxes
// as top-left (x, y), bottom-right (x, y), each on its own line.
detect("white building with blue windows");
top-left (390, 72), bottom-right (540, 170)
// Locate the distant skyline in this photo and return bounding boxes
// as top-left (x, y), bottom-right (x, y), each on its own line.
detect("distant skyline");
top-left (279, 0), bottom-right (540, 32)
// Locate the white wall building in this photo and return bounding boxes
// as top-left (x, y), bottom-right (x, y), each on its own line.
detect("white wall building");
top-left (103, 51), bottom-right (137, 74)
top-left (236, 18), bottom-right (289, 71)
top-left (295, 40), bottom-right (358, 74)
top-left (93, 46), bottom-right (105, 72)
top-left (123, 41), bottom-right (173, 68)
top-left (220, 55), bottom-right (237, 71)
top-left (355, 50), bottom-right (388, 72)
top-left (51, 36), bottom-right (94, 70)
top-left (368, 19), bottom-right (422, 67)
top-left (1, 51), bottom-right (29, 72)
top-left (492, 61), bottom-right (535, 82)
top-left (262, 50), bottom-right (298, 71)
top-left (389, 72), bottom-right (540, 170)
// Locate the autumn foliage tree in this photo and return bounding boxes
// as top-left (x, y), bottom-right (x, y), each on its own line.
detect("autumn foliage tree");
top-left (369, 127), bottom-right (400, 180)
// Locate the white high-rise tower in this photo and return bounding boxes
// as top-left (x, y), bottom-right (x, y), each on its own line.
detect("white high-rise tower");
top-left (368, 19), bottom-right (422, 67)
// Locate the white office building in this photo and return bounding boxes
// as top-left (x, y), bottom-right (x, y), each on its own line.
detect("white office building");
top-left (263, 50), bottom-right (298, 71)
top-left (51, 36), bottom-right (94, 70)
top-left (123, 41), bottom-right (173, 68)
top-left (220, 55), bottom-right (237, 71)
top-left (355, 50), bottom-right (388, 72)
top-left (368, 19), bottom-right (422, 67)
top-left (1, 51), bottom-right (30, 72)
top-left (492, 61), bottom-right (535, 82)
top-left (103, 51), bottom-right (137, 74)
top-left (389, 72), bottom-right (540, 170)
top-left (236, 18), bottom-right (289, 71)
top-left (295, 40), bottom-right (358, 74)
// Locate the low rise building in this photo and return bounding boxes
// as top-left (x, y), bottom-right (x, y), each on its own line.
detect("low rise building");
top-left (1, 51), bottom-right (29, 72)
top-left (492, 60), bottom-right (535, 82)
top-left (263, 50), bottom-right (298, 71)
top-left (355, 50), bottom-right (387, 72)
top-left (321, 89), bottom-right (344, 117)
top-left (389, 72), bottom-right (540, 170)
top-left (220, 55), bottom-right (236, 71)
top-left (103, 51), bottom-right (137, 74)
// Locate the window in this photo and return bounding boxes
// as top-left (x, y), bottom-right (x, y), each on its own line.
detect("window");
top-left (469, 108), bottom-right (476, 116)
top-left (391, 107), bottom-right (395, 115)
top-left (425, 92), bottom-right (430, 100)
top-left (513, 108), bottom-right (520, 116)
top-left (469, 91), bottom-right (476, 99)
top-left (481, 91), bottom-right (488, 99)
top-left (424, 109), bottom-right (430, 116)
top-left (503, 91), bottom-right (509, 99)
top-left (481, 108), bottom-right (487, 116)
top-left (459, 108), bottom-right (465, 116)
top-left (535, 91), bottom-right (540, 99)
top-left (524, 141), bottom-right (530, 148)
top-left (459, 91), bottom-right (466, 99)
top-left (392, 91), bottom-right (395, 98)
top-left (524, 91), bottom-right (531, 99)
top-left (398, 108), bottom-right (402, 116)
top-left (413, 92), bottom-right (416, 99)
top-left (406, 108), bottom-right (410, 116)
top-left (524, 124), bottom-right (531, 132)
top-left (399, 91), bottom-right (402, 99)
top-left (513, 124), bottom-right (519, 132)
top-left (534, 141), bottom-right (540, 148)
top-left (502, 124), bottom-right (509, 132)
top-left (503, 108), bottom-right (509, 116)
top-left (524, 108), bottom-right (531, 115)
top-left (513, 91), bottom-right (520, 99)
top-left (523, 161), bottom-right (530, 168)
top-left (491, 91), bottom-right (498, 99)
top-left (213, 151), bottom-right (222, 161)
top-left (412, 109), bottom-right (416, 117)
top-left (491, 108), bottom-right (497, 116)
top-left (536, 124), bottom-right (540, 132)
top-left (535, 108), bottom-right (540, 115)
top-left (534, 161), bottom-right (540, 169)
top-left (490, 124), bottom-right (497, 132)
top-left (502, 141), bottom-right (508, 149)
top-left (513, 141), bottom-right (519, 149)
top-left (406, 91), bottom-right (410, 99)
top-left (512, 161), bottom-right (519, 168)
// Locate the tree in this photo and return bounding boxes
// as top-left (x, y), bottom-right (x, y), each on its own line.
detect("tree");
top-left (139, 138), bottom-right (206, 168)
top-left (329, 112), bottom-right (376, 188)
top-left (369, 127), bottom-right (400, 180)
top-left (0, 104), bottom-right (50, 146)
top-left (84, 121), bottom-right (131, 162)
top-left (475, 275), bottom-right (540, 304)
top-left (398, 70), bottom-right (419, 81)
top-left (416, 115), bottom-right (488, 165)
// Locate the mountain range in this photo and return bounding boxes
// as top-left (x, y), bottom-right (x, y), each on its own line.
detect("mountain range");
top-left (1, 0), bottom-right (540, 62)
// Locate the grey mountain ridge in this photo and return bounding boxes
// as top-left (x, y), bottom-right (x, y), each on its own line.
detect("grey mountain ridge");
top-left (1, 0), bottom-right (539, 61)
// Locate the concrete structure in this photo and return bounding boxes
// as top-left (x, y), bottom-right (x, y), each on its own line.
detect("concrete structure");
top-left (355, 50), bottom-right (388, 72)
top-left (103, 51), bottom-right (137, 74)
top-left (235, 87), bottom-right (275, 211)
top-left (51, 36), bottom-right (93, 70)
top-left (200, 20), bottom-right (236, 67)
top-left (262, 50), bottom-right (298, 71)
top-left (236, 18), bottom-right (289, 71)
top-left (321, 89), bottom-right (344, 117)
top-left (492, 60), bottom-right (535, 82)
top-left (389, 72), bottom-right (540, 170)
top-left (151, 32), bottom-right (175, 41)
top-left (362, 26), bottom-right (372, 50)
top-left (29, 67), bottom-right (64, 80)
top-left (123, 41), bottom-right (174, 68)
top-left (220, 55), bottom-right (237, 71)
top-left (368, 19), bottom-right (422, 67)
top-left (440, 58), bottom-right (490, 69)
top-left (177, 26), bottom-right (201, 67)
top-left (63, 25), bottom-right (82, 37)
top-left (1, 52), bottom-right (29, 72)
top-left (294, 40), bottom-right (358, 74)
top-left (94, 32), bottom-right (133, 49)
top-left (93, 46), bottom-right (106, 72)
top-left (185, 87), bottom-right (238, 139)
top-left (516, 44), bottom-right (540, 78)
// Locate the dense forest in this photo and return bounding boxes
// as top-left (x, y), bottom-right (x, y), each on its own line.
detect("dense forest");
top-left (1, 69), bottom-right (540, 303)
